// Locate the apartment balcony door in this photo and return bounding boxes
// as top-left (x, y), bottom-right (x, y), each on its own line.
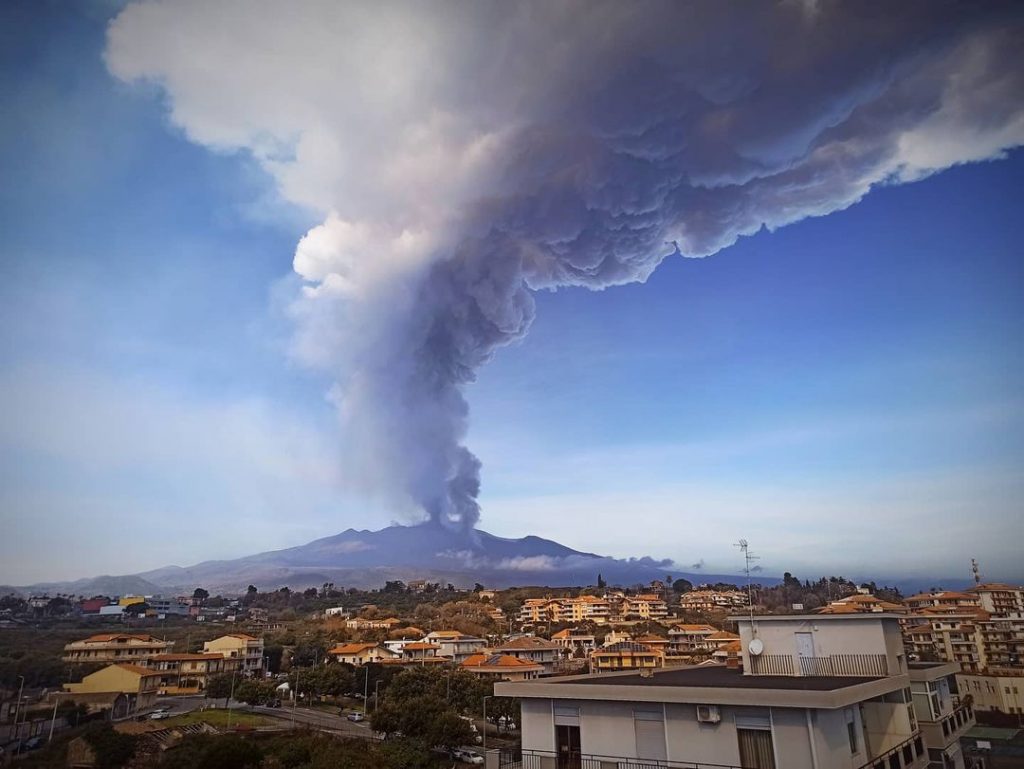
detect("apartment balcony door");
top-left (555, 724), bottom-right (581, 769)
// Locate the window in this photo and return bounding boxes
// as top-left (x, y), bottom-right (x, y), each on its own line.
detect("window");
top-left (737, 729), bottom-right (776, 769)
top-left (845, 709), bottom-right (858, 754)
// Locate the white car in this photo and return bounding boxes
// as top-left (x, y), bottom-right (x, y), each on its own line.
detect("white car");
top-left (452, 748), bottom-right (484, 764)
top-left (148, 711), bottom-right (172, 720)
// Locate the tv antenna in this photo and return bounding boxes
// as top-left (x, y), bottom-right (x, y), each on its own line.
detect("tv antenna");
top-left (735, 539), bottom-right (759, 634)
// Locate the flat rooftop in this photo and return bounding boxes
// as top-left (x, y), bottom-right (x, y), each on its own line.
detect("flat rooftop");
top-left (567, 666), bottom-right (879, 691)
top-left (495, 664), bottom-right (906, 709)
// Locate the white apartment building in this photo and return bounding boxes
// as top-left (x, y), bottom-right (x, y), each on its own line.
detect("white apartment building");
top-left (495, 614), bottom-right (957, 769)
top-left (908, 662), bottom-right (975, 769)
top-left (423, 630), bottom-right (488, 664)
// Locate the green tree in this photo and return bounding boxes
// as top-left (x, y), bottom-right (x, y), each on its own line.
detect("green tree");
top-left (82, 722), bottom-right (138, 769)
top-left (192, 587), bottom-right (209, 603)
top-left (672, 578), bottom-right (693, 593)
top-left (205, 672), bottom-right (234, 702)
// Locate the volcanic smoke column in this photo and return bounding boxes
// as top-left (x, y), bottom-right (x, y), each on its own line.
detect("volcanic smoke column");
top-left (106, 1), bottom-right (1024, 531)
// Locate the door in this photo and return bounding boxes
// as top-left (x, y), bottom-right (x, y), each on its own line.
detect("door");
top-left (555, 724), bottom-right (581, 769)
top-left (795, 632), bottom-right (816, 675)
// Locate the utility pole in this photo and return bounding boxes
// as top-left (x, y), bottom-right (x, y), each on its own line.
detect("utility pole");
top-left (482, 695), bottom-right (493, 753)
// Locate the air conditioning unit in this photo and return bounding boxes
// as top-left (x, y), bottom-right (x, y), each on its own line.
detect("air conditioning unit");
top-left (696, 705), bottom-right (721, 724)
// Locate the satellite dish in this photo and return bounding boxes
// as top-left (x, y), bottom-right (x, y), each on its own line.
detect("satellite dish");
top-left (748, 638), bottom-right (764, 656)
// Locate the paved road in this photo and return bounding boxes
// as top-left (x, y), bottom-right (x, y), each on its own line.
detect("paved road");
top-left (250, 704), bottom-right (380, 740)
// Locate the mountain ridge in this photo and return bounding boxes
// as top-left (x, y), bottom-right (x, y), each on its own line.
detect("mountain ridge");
top-left (8, 522), bottom-right (754, 595)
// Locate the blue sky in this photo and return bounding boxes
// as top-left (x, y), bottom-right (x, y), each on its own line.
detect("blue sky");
top-left (1, 2), bottom-right (1022, 584)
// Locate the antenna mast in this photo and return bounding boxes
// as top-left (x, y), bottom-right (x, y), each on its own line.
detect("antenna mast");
top-left (735, 539), bottom-right (759, 633)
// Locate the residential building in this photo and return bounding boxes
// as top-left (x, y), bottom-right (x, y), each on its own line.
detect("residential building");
top-left (957, 671), bottom-right (1024, 716)
top-left (969, 583), bottom-right (1024, 618)
top-left (558, 596), bottom-right (612, 624)
top-left (148, 653), bottom-right (239, 694)
top-left (904, 592), bottom-right (980, 614)
top-left (551, 628), bottom-right (597, 657)
top-left (63, 633), bottom-right (174, 664)
top-left (679, 589), bottom-right (749, 613)
top-left (460, 653), bottom-right (544, 681)
top-left (817, 594), bottom-right (908, 615)
top-left (623, 594), bottom-right (669, 621)
top-left (590, 641), bottom-right (665, 672)
top-left (497, 613), bottom-right (932, 769)
top-left (519, 599), bottom-right (560, 625)
top-left (63, 664), bottom-right (162, 712)
top-left (324, 607), bottom-right (350, 618)
top-left (909, 662), bottom-right (975, 769)
top-left (494, 636), bottom-right (563, 675)
top-left (328, 642), bottom-right (399, 665)
top-left (424, 631), bottom-right (487, 664)
top-left (202, 633), bottom-right (264, 676)
top-left (667, 624), bottom-right (718, 657)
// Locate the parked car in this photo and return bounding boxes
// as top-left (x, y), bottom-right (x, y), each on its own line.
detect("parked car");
top-left (23, 736), bottom-right (45, 751)
top-left (149, 711), bottom-right (172, 720)
top-left (451, 748), bottom-right (484, 764)
top-left (346, 712), bottom-right (365, 722)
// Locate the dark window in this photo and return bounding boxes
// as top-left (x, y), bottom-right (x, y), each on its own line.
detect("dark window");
top-left (737, 729), bottom-right (776, 769)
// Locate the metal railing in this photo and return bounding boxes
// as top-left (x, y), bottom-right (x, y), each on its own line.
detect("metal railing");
top-left (798, 654), bottom-right (889, 677)
top-left (855, 733), bottom-right (925, 769)
top-left (747, 654), bottom-right (795, 676)
top-left (499, 748), bottom-right (744, 769)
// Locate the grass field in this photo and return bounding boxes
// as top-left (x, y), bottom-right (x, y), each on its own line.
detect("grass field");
top-left (159, 708), bottom-right (276, 729)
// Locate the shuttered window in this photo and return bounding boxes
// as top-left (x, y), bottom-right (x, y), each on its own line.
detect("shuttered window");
top-left (633, 709), bottom-right (667, 760)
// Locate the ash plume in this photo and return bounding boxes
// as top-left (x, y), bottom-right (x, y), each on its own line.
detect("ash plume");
top-left (106, 1), bottom-right (1024, 530)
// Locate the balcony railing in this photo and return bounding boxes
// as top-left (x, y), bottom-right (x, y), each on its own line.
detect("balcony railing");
top-left (499, 749), bottom-right (743, 769)
top-left (798, 654), bottom-right (889, 677)
top-left (748, 654), bottom-right (795, 676)
top-left (856, 733), bottom-right (926, 769)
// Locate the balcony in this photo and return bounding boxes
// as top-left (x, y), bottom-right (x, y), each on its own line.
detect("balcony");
top-left (797, 654), bottom-right (890, 677)
top-left (498, 748), bottom-right (743, 769)
top-left (855, 733), bottom-right (927, 769)
top-left (920, 701), bottom-right (974, 749)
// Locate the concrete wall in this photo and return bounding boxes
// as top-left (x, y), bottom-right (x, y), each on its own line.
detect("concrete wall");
top-left (519, 697), bottom-right (876, 768)
top-left (738, 616), bottom-right (901, 675)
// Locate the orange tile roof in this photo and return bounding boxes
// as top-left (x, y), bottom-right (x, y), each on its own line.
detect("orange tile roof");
top-left (329, 642), bottom-right (380, 654)
top-left (670, 624), bottom-right (716, 632)
top-left (461, 653), bottom-right (543, 669)
top-left (706, 631), bottom-right (740, 641)
top-left (114, 664), bottom-right (162, 677)
top-left (81, 633), bottom-right (159, 643)
top-left (402, 642), bottom-right (441, 651)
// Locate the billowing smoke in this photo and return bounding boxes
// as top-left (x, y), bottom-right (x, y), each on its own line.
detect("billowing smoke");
top-left (106, 1), bottom-right (1024, 530)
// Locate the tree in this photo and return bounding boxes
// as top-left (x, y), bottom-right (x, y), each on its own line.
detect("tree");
top-left (383, 580), bottom-right (407, 594)
top-left (234, 680), bottom-right (277, 705)
top-left (473, 583), bottom-right (484, 593)
top-left (597, 573), bottom-right (606, 589)
top-left (82, 722), bottom-right (138, 769)
top-left (672, 578), bottom-right (693, 593)
top-left (192, 587), bottom-right (210, 603)
top-left (205, 673), bottom-right (234, 702)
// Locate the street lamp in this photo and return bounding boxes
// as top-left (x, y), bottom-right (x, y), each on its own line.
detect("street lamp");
top-left (373, 679), bottom-right (381, 712)
top-left (482, 695), bottom-right (494, 752)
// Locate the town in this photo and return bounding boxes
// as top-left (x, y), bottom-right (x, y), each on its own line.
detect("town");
top-left (1, 573), bottom-right (1022, 767)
